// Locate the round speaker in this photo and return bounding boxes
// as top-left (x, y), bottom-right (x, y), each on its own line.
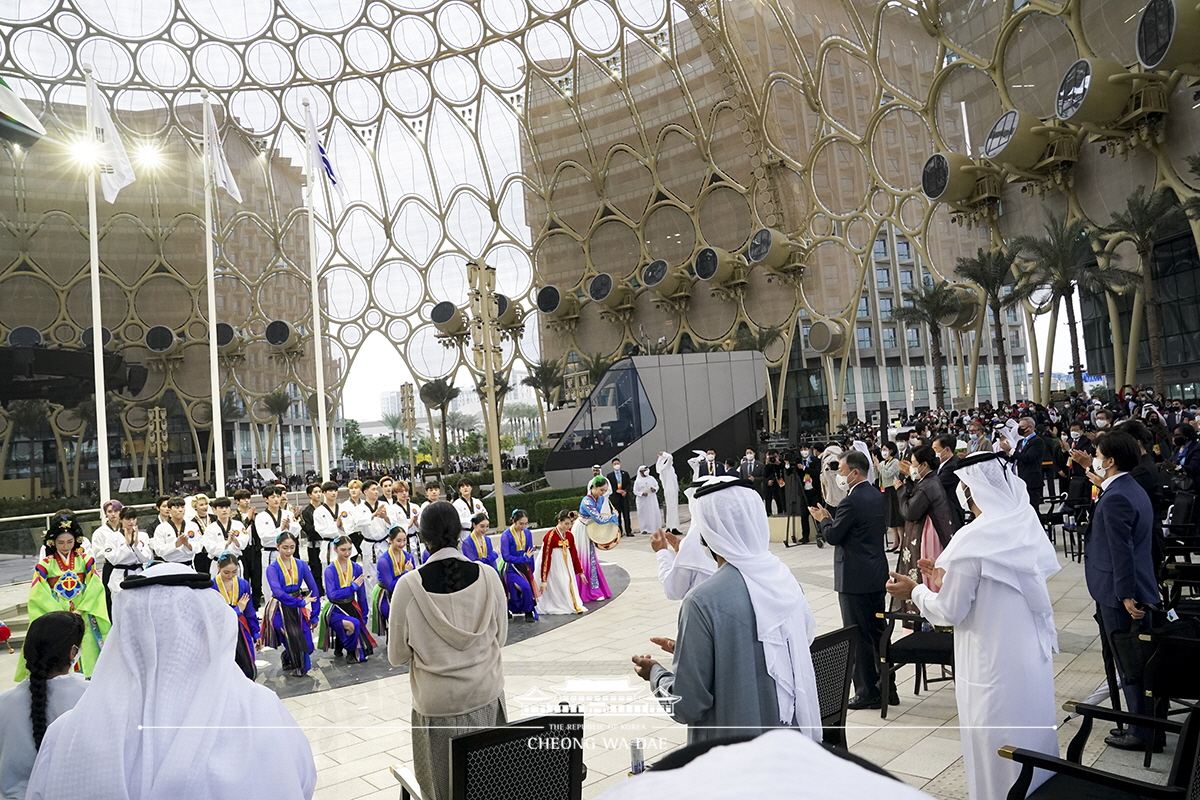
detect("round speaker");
top-left (494, 294), bottom-right (520, 327)
top-left (431, 301), bottom-right (467, 334)
top-left (642, 259), bottom-right (669, 288)
top-left (1055, 58), bottom-right (1131, 125)
top-left (694, 247), bottom-right (736, 283)
top-left (807, 319), bottom-right (846, 354)
top-left (265, 320), bottom-right (295, 348)
top-left (8, 326), bottom-right (43, 348)
top-left (536, 286), bottom-right (562, 314)
top-left (145, 325), bottom-right (177, 354)
top-left (980, 110), bottom-right (1048, 172)
top-left (81, 326), bottom-right (112, 350)
top-left (588, 273), bottom-right (614, 303)
top-left (1137, 0), bottom-right (1200, 72)
top-left (215, 322), bottom-right (236, 349)
top-left (920, 153), bottom-right (975, 203)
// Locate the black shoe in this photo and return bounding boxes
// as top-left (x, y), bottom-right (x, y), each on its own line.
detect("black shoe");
top-left (847, 696), bottom-right (882, 710)
top-left (281, 653), bottom-right (293, 670)
top-left (1104, 733), bottom-right (1162, 752)
top-left (525, 612), bottom-right (536, 622)
top-left (888, 690), bottom-right (900, 706)
top-left (346, 652), bottom-right (359, 665)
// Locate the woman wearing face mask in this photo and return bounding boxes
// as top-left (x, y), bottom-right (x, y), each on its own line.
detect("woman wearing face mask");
top-left (0, 612), bottom-right (86, 800)
top-left (893, 446), bottom-right (960, 611)
top-left (1171, 424), bottom-right (1200, 494)
top-left (874, 443), bottom-right (903, 553)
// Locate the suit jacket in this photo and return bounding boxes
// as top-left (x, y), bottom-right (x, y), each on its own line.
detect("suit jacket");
top-left (897, 473), bottom-right (959, 547)
top-left (937, 454), bottom-right (965, 527)
top-left (606, 470), bottom-right (633, 508)
top-left (819, 481), bottom-right (888, 594)
top-left (1084, 473), bottom-right (1158, 609)
top-left (739, 458), bottom-right (765, 491)
top-left (1011, 434), bottom-right (1048, 495)
top-left (696, 460), bottom-right (721, 478)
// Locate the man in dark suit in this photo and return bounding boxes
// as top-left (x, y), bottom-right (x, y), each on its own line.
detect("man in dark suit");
top-left (606, 458), bottom-right (634, 537)
top-left (1085, 431), bottom-right (1160, 750)
top-left (739, 448), bottom-right (765, 494)
top-left (1000, 416), bottom-right (1047, 510)
top-left (809, 450), bottom-right (895, 709)
top-left (933, 433), bottom-right (965, 526)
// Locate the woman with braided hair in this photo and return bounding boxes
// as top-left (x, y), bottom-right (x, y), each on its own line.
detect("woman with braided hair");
top-left (0, 611), bottom-right (86, 799)
top-left (388, 501), bottom-right (508, 800)
top-left (16, 511), bottom-right (109, 681)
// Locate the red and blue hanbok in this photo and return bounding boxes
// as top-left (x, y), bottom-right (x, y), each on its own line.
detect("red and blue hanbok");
top-left (500, 525), bottom-right (539, 616)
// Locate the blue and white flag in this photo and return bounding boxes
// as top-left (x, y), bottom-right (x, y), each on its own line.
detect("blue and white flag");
top-left (304, 105), bottom-right (344, 205)
top-left (87, 77), bottom-right (134, 203)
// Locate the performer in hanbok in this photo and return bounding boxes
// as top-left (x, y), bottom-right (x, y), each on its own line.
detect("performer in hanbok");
top-left (656, 451), bottom-right (681, 533)
top-left (369, 527), bottom-right (416, 637)
top-left (262, 532), bottom-right (320, 677)
top-left (462, 513), bottom-right (499, 570)
top-left (318, 536), bottom-right (375, 664)
top-left (213, 553), bottom-right (260, 680)
top-left (634, 466), bottom-right (661, 535)
top-left (573, 478), bottom-right (614, 602)
top-left (25, 563), bottom-right (316, 800)
top-left (17, 513), bottom-right (109, 681)
top-left (200, 497), bottom-right (249, 578)
top-left (100, 507), bottom-right (152, 599)
top-left (500, 509), bottom-right (538, 621)
top-left (887, 453), bottom-right (1060, 800)
top-left (537, 510), bottom-right (585, 615)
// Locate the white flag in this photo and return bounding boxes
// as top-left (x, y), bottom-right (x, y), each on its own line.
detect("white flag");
top-left (86, 78), bottom-right (134, 203)
top-left (204, 101), bottom-right (241, 203)
top-left (304, 106), bottom-right (344, 205)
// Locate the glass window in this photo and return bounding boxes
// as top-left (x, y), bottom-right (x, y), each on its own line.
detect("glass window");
top-left (857, 297), bottom-right (869, 318)
top-left (549, 361), bottom-right (657, 465)
top-left (896, 240), bottom-right (912, 261)
top-left (875, 268), bottom-right (891, 287)
top-left (911, 365), bottom-right (928, 391)
top-left (857, 326), bottom-right (872, 348)
top-left (860, 368), bottom-right (880, 397)
top-left (802, 324), bottom-right (811, 348)
top-left (879, 297), bottom-right (893, 319)
top-left (873, 239), bottom-right (888, 260)
top-left (886, 365), bottom-right (904, 393)
top-left (882, 327), bottom-right (897, 348)
top-left (1010, 329), bottom-right (1021, 349)
top-left (900, 269), bottom-right (914, 289)
top-left (1006, 308), bottom-right (1018, 324)
top-left (907, 327), bottom-right (920, 348)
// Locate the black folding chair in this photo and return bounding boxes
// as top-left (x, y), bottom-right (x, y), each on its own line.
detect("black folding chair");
top-left (391, 714), bottom-right (585, 800)
top-left (1000, 705), bottom-right (1198, 800)
top-left (876, 610), bottom-right (953, 719)
top-left (810, 626), bottom-right (858, 747)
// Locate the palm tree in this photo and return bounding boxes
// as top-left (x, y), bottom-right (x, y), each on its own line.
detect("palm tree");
top-left (733, 324), bottom-right (785, 354)
top-left (262, 390), bottom-right (292, 471)
top-left (6, 399), bottom-right (49, 500)
top-left (892, 277), bottom-right (964, 410)
top-left (476, 374), bottom-right (511, 440)
top-left (1102, 186), bottom-right (1185, 391)
top-left (381, 412), bottom-right (403, 443)
top-left (952, 247), bottom-right (1036, 400)
top-left (579, 352), bottom-right (613, 388)
top-left (521, 358), bottom-right (564, 439)
top-left (1015, 211), bottom-right (1139, 397)
top-left (419, 378), bottom-right (460, 473)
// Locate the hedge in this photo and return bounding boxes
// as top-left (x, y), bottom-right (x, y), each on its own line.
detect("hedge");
top-left (479, 486), bottom-right (587, 528)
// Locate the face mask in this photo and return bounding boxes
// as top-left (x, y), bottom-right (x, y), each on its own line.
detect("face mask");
top-left (1092, 457), bottom-right (1105, 474)
top-left (1070, 431), bottom-right (1081, 440)
top-left (706, 455), bottom-right (715, 462)
top-left (835, 474), bottom-right (850, 491)
top-left (612, 465), bottom-right (620, 471)
top-left (969, 433), bottom-right (979, 441)
top-left (1175, 436), bottom-right (1189, 447)
top-left (1095, 419), bottom-right (1109, 429)
top-left (881, 451), bottom-right (892, 460)
top-left (955, 482), bottom-right (970, 511)
top-left (800, 450), bottom-right (810, 458)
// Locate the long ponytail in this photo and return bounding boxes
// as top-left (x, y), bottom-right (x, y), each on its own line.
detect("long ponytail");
top-left (23, 611), bottom-right (84, 749)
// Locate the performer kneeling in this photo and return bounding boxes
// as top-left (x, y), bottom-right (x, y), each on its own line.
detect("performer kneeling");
top-left (213, 552), bottom-right (260, 680)
top-left (262, 532), bottom-right (320, 677)
top-left (319, 535), bottom-right (376, 664)
top-left (500, 509), bottom-right (538, 621)
top-left (370, 527), bottom-right (416, 637)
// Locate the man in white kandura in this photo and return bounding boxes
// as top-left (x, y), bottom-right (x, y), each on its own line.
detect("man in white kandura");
top-left (656, 450), bottom-right (681, 533)
top-left (886, 452), bottom-right (1060, 800)
top-left (634, 477), bottom-right (822, 744)
top-left (634, 465), bottom-right (660, 535)
top-left (26, 563), bottom-right (315, 800)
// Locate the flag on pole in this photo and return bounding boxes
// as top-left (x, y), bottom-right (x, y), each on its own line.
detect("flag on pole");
top-left (0, 74), bottom-right (46, 149)
top-left (86, 78), bottom-right (134, 203)
top-left (304, 106), bottom-right (344, 206)
top-left (204, 100), bottom-right (242, 203)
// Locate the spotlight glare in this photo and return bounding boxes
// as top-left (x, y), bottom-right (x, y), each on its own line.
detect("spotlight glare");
top-left (70, 138), bottom-right (99, 167)
top-left (136, 144), bottom-right (163, 169)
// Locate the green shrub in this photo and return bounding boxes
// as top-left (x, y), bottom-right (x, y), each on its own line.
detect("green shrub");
top-left (534, 496), bottom-right (584, 529)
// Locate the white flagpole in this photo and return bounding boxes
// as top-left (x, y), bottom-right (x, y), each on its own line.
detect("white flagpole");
top-left (202, 89), bottom-right (225, 497)
top-left (84, 66), bottom-right (111, 505)
top-left (302, 98), bottom-right (330, 481)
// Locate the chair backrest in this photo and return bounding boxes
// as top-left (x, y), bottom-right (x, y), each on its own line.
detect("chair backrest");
top-left (1166, 709), bottom-right (1200, 793)
top-left (809, 626), bottom-right (857, 740)
top-left (1166, 492), bottom-right (1199, 527)
top-left (1144, 633), bottom-right (1200, 703)
top-left (450, 714), bottom-right (584, 800)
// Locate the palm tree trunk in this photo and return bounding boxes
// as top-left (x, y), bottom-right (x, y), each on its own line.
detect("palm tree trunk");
top-left (1041, 300), bottom-right (1060, 403)
top-left (28, 434), bottom-right (37, 500)
top-left (930, 329), bottom-right (946, 410)
top-left (991, 301), bottom-right (1011, 404)
top-left (50, 425), bottom-right (68, 496)
top-left (72, 424), bottom-right (87, 496)
top-left (1106, 291), bottom-right (1126, 392)
top-left (1065, 289), bottom-right (1085, 394)
top-left (439, 408), bottom-right (450, 473)
top-left (0, 429), bottom-right (11, 486)
top-left (1124, 255), bottom-right (1148, 387)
